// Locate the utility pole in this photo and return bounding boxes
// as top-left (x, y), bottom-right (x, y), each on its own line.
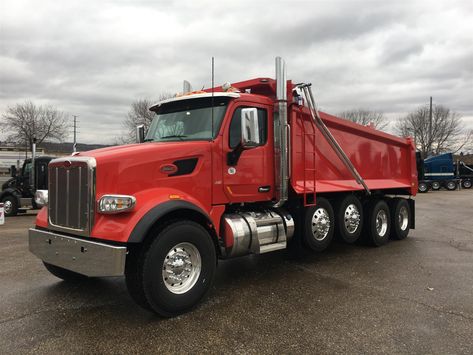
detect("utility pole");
top-left (73, 115), bottom-right (78, 153)
top-left (428, 96), bottom-right (433, 156)
top-left (31, 136), bottom-right (36, 189)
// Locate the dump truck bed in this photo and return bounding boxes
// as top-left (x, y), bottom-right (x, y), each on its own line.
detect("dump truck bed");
top-left (289, 106), bottom-right (417, 196)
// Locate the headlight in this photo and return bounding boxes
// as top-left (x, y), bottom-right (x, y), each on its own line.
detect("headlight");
top-left (98, 195), bottom-right (136, 214)
top-left (34, 190), bottom-right (48, 207)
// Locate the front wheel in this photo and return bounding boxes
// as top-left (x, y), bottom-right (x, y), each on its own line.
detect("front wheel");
top-left (127, 220), bottom-right (217, 317)
top-left (1, 195), bottom-right (18, 217)
top-left (418, 182), bottom-right (429, 193)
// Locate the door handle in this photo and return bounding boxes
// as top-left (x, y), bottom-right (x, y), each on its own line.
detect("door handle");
top-left (258, 186), bottom-right (271, 193)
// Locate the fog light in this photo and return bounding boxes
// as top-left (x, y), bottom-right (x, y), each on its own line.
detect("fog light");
top-left (35, 190), bottom-right (48, 207)
top-left (98, 195), bottom-right (136, 214)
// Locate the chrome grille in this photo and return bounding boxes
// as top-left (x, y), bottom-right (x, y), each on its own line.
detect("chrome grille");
top-left (48, 157), bottom-right (96, 236)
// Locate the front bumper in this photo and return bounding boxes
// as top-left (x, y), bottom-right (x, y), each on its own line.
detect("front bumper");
top-left (29, 228), bottom-right (127, 277)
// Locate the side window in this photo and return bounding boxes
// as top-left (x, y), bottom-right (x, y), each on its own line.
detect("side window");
top-left (23, 162), bottom-right (32, 177)
top-left (229, 107), bottom-right (267, 149)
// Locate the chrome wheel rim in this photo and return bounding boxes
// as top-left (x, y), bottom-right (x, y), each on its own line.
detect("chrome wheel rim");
top-left (432, 182), bottom-right (440, 189)
top-left (311, 207), bottom-right (331, 241)
top-left (3, 200), bottom-right (12, 214)
top-left (398, 206), bottom-right (409, 231)
top-left (464, 181), bottom-right (472, 188)
top-left (447, 182), bottom-right (455, 189)
top-left (375, 210), bottom-right (388, 237)
top-left (419, 184), bottom-right (427, 192)
top-left (162, 242), bottom-right (201, 294)
top-left (344, 203), bottom-right (361, 234)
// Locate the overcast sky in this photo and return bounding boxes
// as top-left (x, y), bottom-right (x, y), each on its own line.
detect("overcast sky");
top-left (1, 0), bottom-right (472, 144)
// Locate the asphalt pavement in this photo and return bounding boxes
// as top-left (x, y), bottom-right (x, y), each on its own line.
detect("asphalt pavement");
top-left (0, 190), bottom-right (472, 354)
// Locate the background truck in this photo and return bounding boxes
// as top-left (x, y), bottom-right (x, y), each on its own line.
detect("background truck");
top-left (0, 156), bottom-right (53, 216)
top-left (28, 58), bottom-right (417, 317)
top-left (417, 152), bottom-right (472, 192)
top-left (457, 159), bottom-right (473, 189)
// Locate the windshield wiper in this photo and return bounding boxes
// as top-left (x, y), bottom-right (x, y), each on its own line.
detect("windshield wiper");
top-left (160, 135), bottom-right (187, 141)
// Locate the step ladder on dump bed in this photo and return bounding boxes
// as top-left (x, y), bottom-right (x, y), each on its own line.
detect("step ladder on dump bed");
top-left (297, 83), bottom-right (371, 196)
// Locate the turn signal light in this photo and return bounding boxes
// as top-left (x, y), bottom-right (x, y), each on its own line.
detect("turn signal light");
top-left (98, 195), bottom-right (136, 214)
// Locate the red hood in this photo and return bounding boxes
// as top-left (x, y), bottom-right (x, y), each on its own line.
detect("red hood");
top-left (76, 142), bottom-right (188, 162)
top-left (75, 141), bottom-right (211, 196)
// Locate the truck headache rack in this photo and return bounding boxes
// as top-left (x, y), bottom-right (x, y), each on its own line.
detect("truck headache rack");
top-left (297, 83), bottom-right (371, 196)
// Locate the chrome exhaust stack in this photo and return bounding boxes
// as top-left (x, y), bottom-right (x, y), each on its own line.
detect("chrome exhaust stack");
top-left (273, 57), bottom-right (289, 207)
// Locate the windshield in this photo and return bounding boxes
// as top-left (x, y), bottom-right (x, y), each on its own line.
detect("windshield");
top-left (145, 97), bottom-right (230, 142)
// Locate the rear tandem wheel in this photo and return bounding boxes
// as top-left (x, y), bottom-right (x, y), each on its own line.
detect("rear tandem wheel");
top-left (363, 199), bottom-right (391, 247)
top-left (334, 195), bottom-right (363, 244)
top-left (303, 197), bottom-right (335, 252)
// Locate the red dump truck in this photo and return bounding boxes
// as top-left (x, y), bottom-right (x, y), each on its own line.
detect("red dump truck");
top-left (29, 58), bottom-right (417, 317)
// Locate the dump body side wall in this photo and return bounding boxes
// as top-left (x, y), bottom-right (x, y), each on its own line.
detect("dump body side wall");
top-left (290, 105), bottom-right (417, 195)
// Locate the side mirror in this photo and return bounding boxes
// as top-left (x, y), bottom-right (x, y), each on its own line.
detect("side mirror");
top-left (241, 108), bottom-right (260, 148)
top-left (10, 165), bottom-right (17, 177)
top-left (136, 125), bottom-right (145, 143)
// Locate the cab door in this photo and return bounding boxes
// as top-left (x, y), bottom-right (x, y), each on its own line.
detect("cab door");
top-left (222, 103), bottom-right (274, 203)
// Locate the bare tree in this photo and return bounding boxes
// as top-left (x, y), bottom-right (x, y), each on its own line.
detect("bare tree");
top-left (122, 94), bottom-right (172, 144)
top-left (1, 101), bottom-right (68, 150)
top-left (396, 104), bottom-right (472, 157)
top-left (338, 109), bottom-right (388, 130)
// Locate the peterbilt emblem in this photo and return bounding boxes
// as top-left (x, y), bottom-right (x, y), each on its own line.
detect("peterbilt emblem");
top-left (63, 160), bottom-right (72, 168)
top-left (160, 164), bottom-right (178, 175)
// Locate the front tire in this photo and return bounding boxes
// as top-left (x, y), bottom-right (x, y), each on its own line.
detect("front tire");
top-left (303, 197), bottom-right (334, 252)
top-left (1, 195), bottom-right (18, 217)
top-left (128, 220), bottom-right (217, 317)
top-left (418, 182), bottom-right (429, 193)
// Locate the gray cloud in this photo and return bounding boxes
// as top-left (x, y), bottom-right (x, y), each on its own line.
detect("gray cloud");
top-left (1, 0), bottom-right (472, 144)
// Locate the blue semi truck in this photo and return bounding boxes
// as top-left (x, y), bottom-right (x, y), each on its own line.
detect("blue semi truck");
top-left (417, 152), bottom-right (473, 192)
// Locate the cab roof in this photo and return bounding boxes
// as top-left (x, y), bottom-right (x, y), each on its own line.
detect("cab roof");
top-left (149, 92), bottom-right (240, 111)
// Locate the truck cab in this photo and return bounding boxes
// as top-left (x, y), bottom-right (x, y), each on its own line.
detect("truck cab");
top-left (418, 153), bottom-right (460, 192)
top-left (1, 156), bottom-right (52, 216)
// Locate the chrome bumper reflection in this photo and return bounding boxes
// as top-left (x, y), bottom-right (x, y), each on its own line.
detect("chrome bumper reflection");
top-left (28, 228), bottom-right (126, 277)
